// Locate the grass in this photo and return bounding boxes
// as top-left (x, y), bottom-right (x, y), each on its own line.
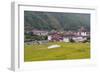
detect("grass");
top-left (24, 42), bottom-right (90, 62)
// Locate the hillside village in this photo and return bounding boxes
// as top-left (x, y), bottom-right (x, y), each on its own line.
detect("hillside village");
top-left (25, 27), bottom-right (90, 44)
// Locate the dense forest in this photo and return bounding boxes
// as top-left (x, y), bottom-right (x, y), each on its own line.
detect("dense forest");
top-left (24, 11), bottom-right (90, 32)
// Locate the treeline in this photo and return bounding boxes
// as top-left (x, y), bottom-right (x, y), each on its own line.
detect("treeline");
top-left (24, 32), bottom-right (48, 42)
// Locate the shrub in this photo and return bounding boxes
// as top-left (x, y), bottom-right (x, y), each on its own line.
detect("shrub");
top-left (69, 38), bottom-right (75, 42)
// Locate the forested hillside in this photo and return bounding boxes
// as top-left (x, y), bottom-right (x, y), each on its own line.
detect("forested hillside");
top-left (24, 11), bottom-right (90, 31)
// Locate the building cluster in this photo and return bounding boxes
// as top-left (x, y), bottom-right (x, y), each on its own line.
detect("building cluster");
top-left (30, 27), bottom-right (90, 42)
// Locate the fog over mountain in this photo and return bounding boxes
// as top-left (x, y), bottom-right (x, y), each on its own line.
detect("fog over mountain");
top-left (24, 11), bottom-right (90, 32)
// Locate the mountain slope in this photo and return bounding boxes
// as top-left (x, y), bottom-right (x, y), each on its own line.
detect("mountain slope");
top-left (24, 11), bottom-right (90, 31)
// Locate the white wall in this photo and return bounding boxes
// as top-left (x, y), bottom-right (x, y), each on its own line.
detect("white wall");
top-left (0, 0), bottom-right (100, 73)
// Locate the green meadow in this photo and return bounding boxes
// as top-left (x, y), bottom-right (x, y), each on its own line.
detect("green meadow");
top-left (24, 42), bottom-right (90, 62)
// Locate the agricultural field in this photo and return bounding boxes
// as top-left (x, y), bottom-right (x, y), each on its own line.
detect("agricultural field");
top-left (24, 42), bottom-right (90, 62)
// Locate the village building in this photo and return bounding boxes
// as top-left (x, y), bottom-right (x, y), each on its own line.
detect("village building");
top-left (48, 32), bottom-right (63, 42)
top-left (63, 37), bottom-right (70, 42)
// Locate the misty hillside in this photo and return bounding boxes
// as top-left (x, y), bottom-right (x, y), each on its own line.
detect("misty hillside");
top-left (24, 11), bottom-right (90, 32)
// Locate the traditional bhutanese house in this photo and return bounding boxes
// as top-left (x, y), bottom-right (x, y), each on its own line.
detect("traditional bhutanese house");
top-left (72, 35), bottom-right (87, 42)
top-left (63, 31), bottom-right (74, 42)
top-left (72, 27), bottom-right (89, 42)
top-left (63, 37), bottom-right (70, 42)
top-left (77, 27), bottom-right (88, 36)
top-left (48, 32), bottom-right (63, 42)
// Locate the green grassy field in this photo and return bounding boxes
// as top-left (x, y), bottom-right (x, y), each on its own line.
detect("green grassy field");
top-left (24, 42), bottom-right (90, 62)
